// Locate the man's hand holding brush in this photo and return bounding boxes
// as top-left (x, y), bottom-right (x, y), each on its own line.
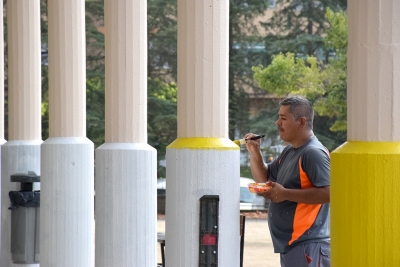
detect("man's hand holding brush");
top-left (243, 133), bottom-right (265, 153)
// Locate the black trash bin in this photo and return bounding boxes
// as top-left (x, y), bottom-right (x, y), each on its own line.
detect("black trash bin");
top-left (9, 171), bottom-right (40, 264)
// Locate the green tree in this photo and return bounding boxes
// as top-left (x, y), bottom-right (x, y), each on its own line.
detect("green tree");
top-left (261, 0), bottom-right (347, 62)
top-left (228, 0), bottom-right (271, 139)
top-left (84, 1), bottom-right (106, 147)
top-left (147, 78), bottom-right (178, 177)
top-left (147, 0), bottom-right (177, 81)
top-left (253, 52), bottom-right (325, 98)
top-left (313, 8), bottom-right (347, 132)
top-left (85, 0), bottom-right (105, 79)
top-left (252, 8), bottom-right (348, 150)
top-left (86, 77), bottom-right (105, 146)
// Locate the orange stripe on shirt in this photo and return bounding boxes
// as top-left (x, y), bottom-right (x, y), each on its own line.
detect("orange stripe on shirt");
top-left (288, 158), bottom-right (322, 245)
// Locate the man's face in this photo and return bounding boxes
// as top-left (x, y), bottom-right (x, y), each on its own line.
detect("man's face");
top-left (275, 105), bottom-right (301, 143)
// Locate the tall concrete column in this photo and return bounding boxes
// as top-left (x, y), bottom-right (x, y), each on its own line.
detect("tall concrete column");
top-left (1, 1), bottom-right (42, 267)
top-left (95, 0), bottom-right (157, 266)
top-left (331, 0), bottom-right (400, 266)
top-left (166, 0), bottom-right (240, 266)
top-left (40, 1), bottom-right (94, 266)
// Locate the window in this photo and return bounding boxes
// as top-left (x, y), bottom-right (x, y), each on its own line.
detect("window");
top-left (268, 0), bottom-right (276, 9)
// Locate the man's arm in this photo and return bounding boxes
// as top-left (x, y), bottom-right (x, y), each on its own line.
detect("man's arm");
top-left (249, 149), bottom-right (269, 183)
top-left (244, 133), bottom-right (269, 183)
top-left (261, 183), bottom-right (330, 204)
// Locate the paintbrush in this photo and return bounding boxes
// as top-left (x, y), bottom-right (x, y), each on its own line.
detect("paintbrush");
top-left (233, 134), bottom-right (265, 146)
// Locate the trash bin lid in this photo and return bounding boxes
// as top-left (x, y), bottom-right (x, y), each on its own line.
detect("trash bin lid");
top-left (9, 191), bottom-right (40, 209)
top-left (10, 171), bottom-right (40, 183)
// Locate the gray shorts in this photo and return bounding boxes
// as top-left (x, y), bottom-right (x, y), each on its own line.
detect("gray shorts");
top-left (280, 241), bottom-right (330, 267)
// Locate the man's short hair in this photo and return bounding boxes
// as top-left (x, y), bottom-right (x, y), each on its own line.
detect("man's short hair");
top-left (280, 96), bottom-right (314, 130)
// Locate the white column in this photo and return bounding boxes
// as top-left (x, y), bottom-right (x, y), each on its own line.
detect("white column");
top-left (40, 1), bottom-right (94, 267)
top-left (166, 0), bottom-right (240, 266)
top-left (95, 0), bottom-right (157, 266)
top-left (1, 1), bottom-right (42, 267)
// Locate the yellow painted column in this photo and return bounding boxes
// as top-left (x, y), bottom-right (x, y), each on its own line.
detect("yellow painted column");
top-left (331, 143), bottom-right (400, 266)
top-left (331, 0), bottom-right (400, 266)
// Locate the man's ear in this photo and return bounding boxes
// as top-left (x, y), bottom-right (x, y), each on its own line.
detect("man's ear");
top-left (299, 117), bottom-right (307, 128)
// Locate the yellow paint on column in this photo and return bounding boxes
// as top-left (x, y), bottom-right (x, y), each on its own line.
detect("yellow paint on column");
top-left (168, 138), bottom-right (239, 150)
top-left (331, 141), bottom-right (400, 266)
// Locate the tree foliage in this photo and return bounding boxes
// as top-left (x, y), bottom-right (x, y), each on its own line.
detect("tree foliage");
top-left (86, 77), bottom-right (105, 145)
top-left (253, 53), bottom-right (325, 98)
top-left (147, 78), bottom-right (177, 177)
top-left (261, 0), bottom-right (347, 62)
top-left (148, 0), bottom-right (177, 81)
top-left (313, 8), bottom-right (347, 131)
top-left (147, 78), bottom-right (177, 157)
top-left (252, 8), bottom-right (348, 150)
top-left (228, 0), bottom-right (271, 139)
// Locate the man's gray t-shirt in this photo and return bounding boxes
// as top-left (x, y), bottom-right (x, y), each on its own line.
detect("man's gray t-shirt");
top-left (267, 136), bottom-right (330, 253)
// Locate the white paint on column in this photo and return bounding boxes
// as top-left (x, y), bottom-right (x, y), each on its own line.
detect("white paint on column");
top-left (166, 147), bottom-right (240, 267)
top-left (95, 143), bottom-right (157, 267)
top-left (96, 0), bottom-right (156, 266)
top-left (40, 138), bottom-right (94, 267)
top-left (42, 1), bottom-right (94, 266)
top-left (347, 0), bottom-right (400, 141)
top-left (1, 141), bottom-right (41, 267)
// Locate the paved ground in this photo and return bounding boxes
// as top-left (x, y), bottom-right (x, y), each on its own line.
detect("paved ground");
top-left (241, 218), bottom-right (280, 267)
top-left (157, 213), bottom-right (281, 267)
